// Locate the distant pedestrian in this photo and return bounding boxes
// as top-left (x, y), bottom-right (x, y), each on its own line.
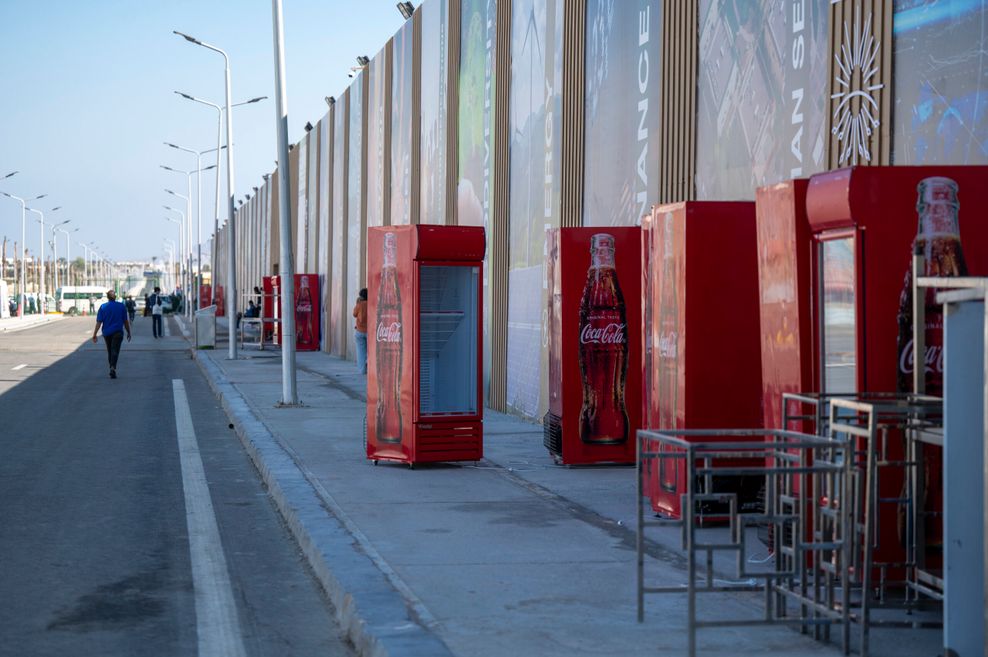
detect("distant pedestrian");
top-left (148, 287), bottom-right (164, 339)
top-left (92, 289), bottom-right (131, 379)
top-left (125, 296), bottom-right (136, 322)
top-left (353, 288), bottom-right (368, 374)
top-left (143, 293), bottom-right (150, 317)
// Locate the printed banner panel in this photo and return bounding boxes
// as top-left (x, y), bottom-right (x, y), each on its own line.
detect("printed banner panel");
top-left (506, 0), bottom-right (564, 419)
top-left (458, 0), bottom-right (497, 399)
top-left (421, 0), bottom-right (449, 225)
top-left (297, 135), bottom-right (308, 273)
top-left (893, 0), bottom-right (988, 164)
top-left (331, 93), bottom-right (348, 357)
top-left (391, 20), bottom-right (415, 226)
top-left (368, 47), bottom-right (389, 228)
top-left (319, 113), bottom-right (332, 351)
top-left (347, 74), bottom-right (366, 361)
top-left (695, 0), bottom-right (829, 200)
top-left (583, 0), bottom-right (661, 227)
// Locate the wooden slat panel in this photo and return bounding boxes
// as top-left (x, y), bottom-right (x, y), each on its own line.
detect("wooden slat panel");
top-left (446, 0), bottom-right (461, 226)
top-left (659, 0), bottom-right (697, 204)
top-left (827, 0), bottom-right (891, 169)
top-left (489, 0), bottom-right (511, 412)
top-left (560, 0), bottom-right (585, 229)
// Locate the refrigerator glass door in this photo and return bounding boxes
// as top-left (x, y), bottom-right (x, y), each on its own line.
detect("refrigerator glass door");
top-left (419, 265), bottom-right (479, 415)
top-left (821, 237), bottom-right (857, 393)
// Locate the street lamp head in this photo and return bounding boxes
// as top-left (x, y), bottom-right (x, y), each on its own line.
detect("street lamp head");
top-left (164, 142), bottom-right (180, 149)
top-left (160, 165), bottom-right (176, 172)
top-left (200, 164), bottom-right (217, 172)
top-left (34, 194), bottom-right (47, 200)
top-left (246, 96), bottom-right (266, 104)
top-left (165, 189), bottom-right (176, 195)
top-left (2, 170), bottom-right (17, 179)
top-left (50, 206), bottom-right (61, 212)
top-left (173, 30), bottom-right (202, 45)
top-left (175, 91), bottom-right (197, 101)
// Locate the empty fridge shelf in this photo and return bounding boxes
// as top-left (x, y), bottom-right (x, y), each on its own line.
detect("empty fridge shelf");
top-left (419, 311), bottom-right (464, 357)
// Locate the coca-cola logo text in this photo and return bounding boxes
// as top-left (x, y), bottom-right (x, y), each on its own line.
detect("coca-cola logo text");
top-left (377, 321), bottom-right (402, 343)
top-left (898, 338), bottom-right (943, 376)
top-left (580, 322), bottom-right (626, 345)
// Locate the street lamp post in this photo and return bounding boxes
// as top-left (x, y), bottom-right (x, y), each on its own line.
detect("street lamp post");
top-left (25, 204), bottom-right (59, 315)
top-left (174, 92), bottom-right (266, 307)
top-left (51, 219), bottom-right (70, 292)
top-left (164, 240), bottom-right (176, 291)
top-left (59, 228), bottom-right (79, 311)
top-left (175, 30), bottom-right (239, 359)
top-left (0, 191), bottom-right (45, 317)
top-left (162, 162), bottom-right (216, 313)
top-left (164, 208), bottom-right (186, 303)
top-left (79, 242), bottom-right (90, 287)
top-left (165, 190), bottom-right (191, 316)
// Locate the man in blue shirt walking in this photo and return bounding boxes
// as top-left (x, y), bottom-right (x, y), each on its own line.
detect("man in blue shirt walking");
top-left (92, 290), bottom-right (132, 379)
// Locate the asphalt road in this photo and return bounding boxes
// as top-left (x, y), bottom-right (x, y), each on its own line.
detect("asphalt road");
top-left (0, 315), bottom-right (353, 657)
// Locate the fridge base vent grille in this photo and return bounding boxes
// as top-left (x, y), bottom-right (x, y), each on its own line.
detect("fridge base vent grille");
top-left (544, 412), bottom-right (563, 455)
top-left (415, 421), bottom-right (483, 461)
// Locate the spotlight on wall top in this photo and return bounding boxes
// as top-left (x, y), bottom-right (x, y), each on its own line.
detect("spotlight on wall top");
top-left (304, 121), bottom-right (313, 132)
top-left (397, 2), bottom-right (414, 19)
top-left (325, 96), bottom-right (335, 106)
top-left (356, 55), bottom-right (370, 67)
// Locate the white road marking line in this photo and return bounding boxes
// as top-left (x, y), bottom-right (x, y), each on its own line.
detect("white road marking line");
top-left (171, 379), bottom-right (247, 657)
top-left (11, 364), bottom-right (27, 371)
top-left (164, 318), bottom-right (172, 337)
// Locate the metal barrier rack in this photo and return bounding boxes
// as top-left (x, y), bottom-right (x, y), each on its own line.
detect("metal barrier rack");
top-left (782, 393), bottom-right (943, 656)
top-left (238, 291), bottom-right (280, 350)
top-left (636, 428), bottom-right (853, 657)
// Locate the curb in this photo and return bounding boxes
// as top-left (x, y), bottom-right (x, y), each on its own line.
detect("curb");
top-left (192, 350), bottom-right (454, 657)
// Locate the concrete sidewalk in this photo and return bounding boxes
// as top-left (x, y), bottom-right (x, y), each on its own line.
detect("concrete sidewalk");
top-left (186, 319), bottom-right (940, 657)
top-left (0, 314), bottom-right (63, 333)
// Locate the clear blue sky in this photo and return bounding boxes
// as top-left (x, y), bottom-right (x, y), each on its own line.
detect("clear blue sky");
top-left (0, 0), bottom-right (407, 263)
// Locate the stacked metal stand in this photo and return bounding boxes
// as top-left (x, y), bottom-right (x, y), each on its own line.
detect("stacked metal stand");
top-left (637, 392), bottom-right (945, 656)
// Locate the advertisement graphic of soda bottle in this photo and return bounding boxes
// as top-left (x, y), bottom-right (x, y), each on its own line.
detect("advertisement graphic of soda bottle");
top-left (376, 233), bottom-right (403, 444)
top-left (578, 233), bottom-right (629, 445)
top-left (896, 176), bottom-right (969, 394)
top-left (296, 276), bottom-right (314, 347)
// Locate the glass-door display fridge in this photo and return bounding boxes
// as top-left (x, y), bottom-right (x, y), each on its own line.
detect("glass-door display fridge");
top-left (641, 202), bottom-right (764, 518)
top-left (366, 225), bottom-right (485, 466)
top-left (803, 165), bottom-right (988, 570)
top-left (261, 274), bottom-right (320, 351)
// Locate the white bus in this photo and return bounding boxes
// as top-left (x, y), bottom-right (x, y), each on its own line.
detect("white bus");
top-left (56, 286), bottom-right (108, 315)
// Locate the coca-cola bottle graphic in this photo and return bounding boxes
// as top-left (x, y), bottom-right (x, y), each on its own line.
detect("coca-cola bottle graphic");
top-left (896, 176), bottom-right (968, 393)
top-left (578, 233), bottom-right (629, 445)
top-left (376, 233), bottom-right (403, 444)
top-left (296, 276), bottom-right (313, 348)
top-left (895, 176), bottom-right (968, 556)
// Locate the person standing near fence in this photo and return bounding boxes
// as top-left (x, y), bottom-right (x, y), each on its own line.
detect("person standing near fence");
top-left (352, 288), bottom-right (368, 374)
top-left (91, 289), bottom-right (131, 379)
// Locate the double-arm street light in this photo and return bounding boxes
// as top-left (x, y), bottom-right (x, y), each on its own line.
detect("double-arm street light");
top-left (25, 204), bottom-right (60, 315)
top-left (0, 190), bottom-right (45, 317)
top-left (161, 161), bottom-right (217, 311)
top-left (165, 141), bottom-right (229, 308)
top-left (174, 92), bottom-right (266, 306)
top-left (50, 219), bottom-right (71, 291)
top-left (164, 206), bottom-right (186, 306)
top-left (175, 29), bottom-right (240, 358)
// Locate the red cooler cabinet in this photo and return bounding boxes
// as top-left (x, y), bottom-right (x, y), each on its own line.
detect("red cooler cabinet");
top-left (199, 284), bottom-right (212, 311)
top-left (544, 228), bottom-right (641, 465)
top-left (366, 225), bottom-right (485, 465)
top-left (803, 166), bottom-right (988, 567)
top-left (214, 285), bottom-right (225, 317)
top-left (641, 202), bottom-right (763, 518)
top-left (260, 274), bottom-right (320, 351)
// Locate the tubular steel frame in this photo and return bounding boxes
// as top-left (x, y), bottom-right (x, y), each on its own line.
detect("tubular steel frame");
top-left (637, 428), bottom-right (853, 657)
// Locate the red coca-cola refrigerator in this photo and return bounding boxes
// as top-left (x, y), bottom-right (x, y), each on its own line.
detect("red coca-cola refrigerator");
top-left (214, 285), bottom-right (225, 317)
top-left (800, 166), bottom-right (988, 566)
top-left (641, 202), bottom-right (763, 518)
top-left (544, 228), bottom-right (640, 465)
top-left (199, 284), bottom-right (212, 311)
top-left (261, 274), bottom-right (320, 351)
top-left (366, 225), bottom-right (485, 466)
